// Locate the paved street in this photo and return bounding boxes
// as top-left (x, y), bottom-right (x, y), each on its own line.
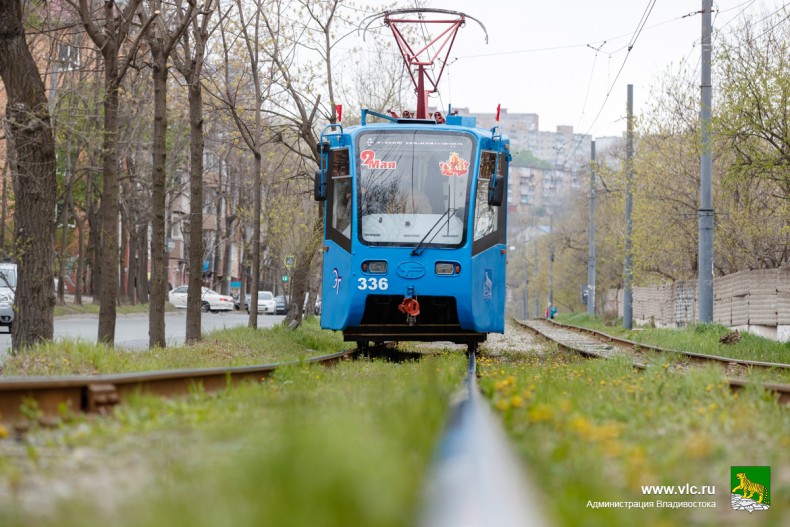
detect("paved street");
top-left (0, 310), bottom-right (285, 361)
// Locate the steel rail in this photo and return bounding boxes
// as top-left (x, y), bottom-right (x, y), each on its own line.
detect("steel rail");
top-left (516, 319), bottom-right (790, 405)
top-left (417, 349), bottom-right (549, 527)
top-left (0, 349), bottom-right (359, 425)
top-left (544, 319), bottom-right (790, 371)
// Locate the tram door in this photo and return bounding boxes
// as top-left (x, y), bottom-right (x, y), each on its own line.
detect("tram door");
top-left (321, 149), bottom-right (353, 329)
top-left (470, 150), bottom-right (508, 331)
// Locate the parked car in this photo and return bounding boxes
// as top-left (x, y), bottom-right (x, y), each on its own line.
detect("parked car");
top-left (247, 291), bottom-right (276, 314)
top-left (313, 296), bottom-right (321, 316)
top-left (0, 261), bottom-right (16, 332)
top-left (168, 286), bottom-right (234, 312)
top-left (274, 295), bottom-right (287, 315)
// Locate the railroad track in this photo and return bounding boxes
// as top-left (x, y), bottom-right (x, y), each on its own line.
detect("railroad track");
top-left (0, 348), bottom-right (361, 426)
top-left (517, 318), bottom-right (790, 405)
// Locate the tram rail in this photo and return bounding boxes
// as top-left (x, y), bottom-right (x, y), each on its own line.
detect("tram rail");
top-left (516, 318), bottom-right (790, 405)
top-left (0, 348), bottom-right (360, 426)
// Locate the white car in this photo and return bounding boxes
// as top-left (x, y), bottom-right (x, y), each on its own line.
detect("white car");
top-left (247, 291), bottom-right (276, 314)
top-left (0, 261), bottom-right (16, 332)
top-left (169, 286), bottom-right (234, 312)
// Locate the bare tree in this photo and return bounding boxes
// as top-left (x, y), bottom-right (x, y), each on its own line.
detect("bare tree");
top-left (72, 0), bottom-right (155, 344)
top-left (207, 0), bottom-right (276, 329)
top-left (173, 0), bottom-right (214, 343)
top-left (0, 0), bottom-right (57, 350)
top-left (257, 0), bottom-right (342, 328)
top-left (138, 0), bottom-right (195, 348)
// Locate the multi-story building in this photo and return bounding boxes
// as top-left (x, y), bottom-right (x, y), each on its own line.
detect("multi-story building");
top-left (446, 107), bottom-right (624, 246)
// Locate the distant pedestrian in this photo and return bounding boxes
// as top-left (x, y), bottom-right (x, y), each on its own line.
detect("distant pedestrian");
top-left (549, 305), bottom-right (558, 319)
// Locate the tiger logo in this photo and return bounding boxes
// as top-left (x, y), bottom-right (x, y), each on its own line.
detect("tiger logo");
top-left (732, 473), bottom-right (767, 504)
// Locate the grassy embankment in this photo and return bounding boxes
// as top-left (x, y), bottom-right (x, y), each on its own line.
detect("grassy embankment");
top-left (556, 312), bottom-right (790, 364)
top-left (2, 318), bottom-right (342, 376)
top-left (480, 320), bottom-right (789, 526)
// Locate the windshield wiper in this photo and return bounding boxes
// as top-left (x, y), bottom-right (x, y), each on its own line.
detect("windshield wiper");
top-left (411, 208), bottom-right (456, 256)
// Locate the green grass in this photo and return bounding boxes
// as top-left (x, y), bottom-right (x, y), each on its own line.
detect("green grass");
top-left (0, 354), bottom-right (466, 527)
top-left (1, 318), bottom-right (346, 376)
top-left (557, 312), bottom-right (790, 365)
top-left (478, 344), bottom-right (790, 527)
top-left (53, 302), bottom-right (176, 317)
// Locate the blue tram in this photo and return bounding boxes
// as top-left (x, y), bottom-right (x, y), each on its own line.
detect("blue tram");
top-left (314, 110), bottom-right (509, 346)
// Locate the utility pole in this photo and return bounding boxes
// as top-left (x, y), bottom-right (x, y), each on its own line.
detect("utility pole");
top-left (587, 140), bottom-right (596, 316)
top-left (623, 85), bottom-right (634, 330)
top-left (698, 0), bottom-right (714, 322)
top-left (533, 235), bottom-right (540, 319)
top-left (524, 278), bottom-right (529, 319)
top-left (548, 214), bottom-right (554, 311)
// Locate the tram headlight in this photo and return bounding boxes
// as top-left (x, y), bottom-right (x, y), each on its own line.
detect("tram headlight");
top-left (435, 262), bottom-right (460, 275)
top-left (363, 261), bottom-right (388, 274)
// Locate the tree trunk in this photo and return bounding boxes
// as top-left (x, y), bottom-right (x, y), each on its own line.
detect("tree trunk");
top-left (185, 80), bottom-right (205, 343)
top-left (0, 0), bottom-right (57, 350)
top-left (248, 152), bottom-right (262, 329)
top-left (212, 165), bottom-right (223, 291)
top-left (126, 218), bottom-right (138, 304)
top-left (284, 212), bottom-right (322, 327)
top-left (0, 137), bottom-right (8, 251)
top-left (223, 215), bottom-right (234, 296)
top-left (57, 140), bottom-right (74, 305)
top-left (96, 57), bottom-right (121, 344)
top-left (119, 203), bottom-right (129, 303)
top-left (71, 201), bottom-right (84, 305)
top-left (137, 222), bottom-right (149, 304)
top-left (148, 46), bottom-right (168, 348)
top-left (85, 166), bottom-right (100, 300)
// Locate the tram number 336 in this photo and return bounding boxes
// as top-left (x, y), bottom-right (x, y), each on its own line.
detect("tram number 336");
top-left (357, 277), bottom-right (389, 291)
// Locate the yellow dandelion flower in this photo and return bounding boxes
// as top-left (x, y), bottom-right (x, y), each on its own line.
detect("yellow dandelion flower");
top-left (510, 395), bottom-right (524, 408)
top-left (528, 403), bottom-right (554, 423)
top-left (570, 415), bottom-right (593, 438)
top-left (594, 423), bottom-right (617, 441)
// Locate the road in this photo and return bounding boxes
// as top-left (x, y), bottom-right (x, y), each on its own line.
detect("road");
top-left (0, 310), bottom-right (285, 360)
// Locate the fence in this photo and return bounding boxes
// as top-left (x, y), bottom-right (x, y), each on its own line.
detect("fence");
top-left (604, 267), bottom-right (790, 342)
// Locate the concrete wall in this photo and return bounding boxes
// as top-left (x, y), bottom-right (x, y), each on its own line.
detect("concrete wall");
top-left (604, 267), bottom-right (790, 342)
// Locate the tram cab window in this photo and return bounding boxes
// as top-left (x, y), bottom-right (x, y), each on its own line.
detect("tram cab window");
top-left (327, 149), bottom-right (352, 251)
top-left (356, 130), bottom-right (474, 248)
top-left (472, 151), bottom-right (507, 254)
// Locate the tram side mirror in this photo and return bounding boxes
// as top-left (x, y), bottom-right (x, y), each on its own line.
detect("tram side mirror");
top-left (314, 168), bottom-right (327, 201)
top-left (314, 142), bottom-right (332, 202)
top-left (488, 175), bottom-right (505, 206)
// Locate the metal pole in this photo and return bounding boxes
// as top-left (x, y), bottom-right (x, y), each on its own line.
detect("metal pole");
top-left (623, 85), bottom-right (634, 330)
top-left (548, 215), bottom-right (554, 310)
top-left (587, 140), bottom-right (596, 316)
top-left (533, 236), bottom-right (540, 318)
top-left (524, 279), bottom-right (529, 319)
top-left (698, 0), bottom-right (714, 322)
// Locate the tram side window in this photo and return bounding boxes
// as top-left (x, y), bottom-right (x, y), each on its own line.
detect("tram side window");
top-left (328, 149), bottom-right (352, 249)
top-left (472, 151), bottom-right (507, 252)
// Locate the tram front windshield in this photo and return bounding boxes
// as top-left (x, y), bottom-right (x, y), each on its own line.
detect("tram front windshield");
top-left (356, 130), bottom-right (475, 248)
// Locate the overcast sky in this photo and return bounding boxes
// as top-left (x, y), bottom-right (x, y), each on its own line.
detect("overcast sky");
top-left (376, 0), bottom-right (784, 138)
